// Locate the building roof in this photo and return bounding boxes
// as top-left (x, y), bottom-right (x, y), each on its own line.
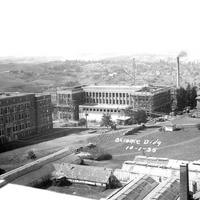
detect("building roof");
top-left (80, 103), bottom-right (129, 110)
top-left (53, 163), bottom-right (113, 184)
top-left (0, 183), bottom-right (92, 200)
top-left (0, 92), bottom-right (34, 99)
top-left (122, 176), bottom-right (159, 200)
top-left (107, 175), bottom-right (159, 200)
top-left (83, 85), bottom-right (170, 96)
top-left (149, 179), bottom-right (179, 200)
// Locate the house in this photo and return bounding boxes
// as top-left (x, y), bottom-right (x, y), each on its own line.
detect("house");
top-left (52, 163), bottom-right (121, 188)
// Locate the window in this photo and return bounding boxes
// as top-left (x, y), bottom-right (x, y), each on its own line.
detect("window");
top-left (0, 129), bottom-right (3, 136)
top-left (4, 107), bottom-right (8, 114)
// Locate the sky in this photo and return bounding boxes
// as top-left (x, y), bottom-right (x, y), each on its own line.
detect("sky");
top-left (0, 0), bottom-right (200, 60)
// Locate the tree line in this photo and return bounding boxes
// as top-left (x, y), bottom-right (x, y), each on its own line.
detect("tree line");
top-left (175, 84), bottom-right (197, 111)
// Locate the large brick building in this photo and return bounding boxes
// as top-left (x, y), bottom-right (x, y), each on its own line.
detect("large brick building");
top-left (54, 86), bottom-right (84, 121)
top-left (55, 84), bottom-right (171, 121)
top-left (0, 92), bottom-right (53, 144)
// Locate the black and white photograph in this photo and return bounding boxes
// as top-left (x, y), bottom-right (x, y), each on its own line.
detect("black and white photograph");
top-left (1, 0), bottom-right (200, 199)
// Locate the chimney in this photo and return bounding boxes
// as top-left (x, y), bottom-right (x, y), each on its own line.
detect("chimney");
top-left (180, 163), bottom-right (189, 200)
top-left (177, 57), bottom-right (180, 88)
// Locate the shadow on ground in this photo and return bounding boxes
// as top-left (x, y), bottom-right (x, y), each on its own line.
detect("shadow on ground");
top-left (0, 128), bottom-right (89, 153)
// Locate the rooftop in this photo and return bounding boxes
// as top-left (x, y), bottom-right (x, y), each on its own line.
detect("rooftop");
top-left (80, 103), bottom-right (129, 109)
top-left (0, 183), bottom-right (92, 200)
top-left (0, 92), bottom-right (34, 99)
top-left (53, 163), bottom-right (113, 184)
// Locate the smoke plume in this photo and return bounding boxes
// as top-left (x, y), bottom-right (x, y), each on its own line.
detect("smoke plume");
top-left (177, 51), bottom-right (187, 58)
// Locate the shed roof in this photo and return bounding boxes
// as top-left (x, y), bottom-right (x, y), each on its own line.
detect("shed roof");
top-left (53, 163), bottom-right (113, 184)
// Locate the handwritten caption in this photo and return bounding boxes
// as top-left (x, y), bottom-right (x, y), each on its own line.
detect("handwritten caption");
top-left (115, 137), bottom-right (162, 153)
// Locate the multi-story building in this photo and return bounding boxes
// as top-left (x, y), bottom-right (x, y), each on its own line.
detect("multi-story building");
top-left (35, 94), bottom-right (53, 134)
top-left (55, 84), bottom-right (171, 121)
top-left (0, 92), bottom-right (53, 144)
top-left (55, 86), bottom-right (85, 121)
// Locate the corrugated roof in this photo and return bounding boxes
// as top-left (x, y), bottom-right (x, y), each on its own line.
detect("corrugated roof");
top-left (121, 176), bottom-right (159, 200)
top-left (53, 163), bottom-right (112, 184)
top-left (150, 179), bottom-right (179, 200)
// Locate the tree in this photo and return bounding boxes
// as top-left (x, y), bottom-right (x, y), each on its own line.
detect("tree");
top-left (176, 87), bottom-right (187, 111)
top-left (134, 110), bottom-right (147, 124)
top-left (78, 118), bottom-right (87, 126)
top-left (123, 107), bottom-right (147, 124)
top-left (190, 86), bottom-right (197, 109)
top-left (186, 83), bottom-right (191, 107)
top-left (100, 113), bottom-right (113, 128)
top-left (123, 106), bottom-right (135, 117)
top-left (176, 84), bottom-right (197, 111)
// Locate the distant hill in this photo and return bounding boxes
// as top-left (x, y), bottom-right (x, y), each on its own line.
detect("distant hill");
top-left (0, 55), bottom-right (199, 93)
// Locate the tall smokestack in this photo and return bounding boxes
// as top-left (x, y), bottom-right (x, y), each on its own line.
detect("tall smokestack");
top-left (180, 163), bottom-right (189, 200)
top-left (177, 56), bottom-right (180, 88)
top-left (176, 51), bottom-right (187, 88)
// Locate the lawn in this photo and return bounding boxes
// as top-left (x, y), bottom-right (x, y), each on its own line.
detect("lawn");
top-left (88, 125), bottom-right (200, 164)
top-left (0, 128), bottom-right (99, 172)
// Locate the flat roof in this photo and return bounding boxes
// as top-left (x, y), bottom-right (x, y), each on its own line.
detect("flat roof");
top-left (0, 183), bottom-right (91, 200)
top-left (83, 85), bottom-right (170, 95)
top-left (0, 92), bottom-right (34, 99)
top-left (80, 104), bottom-right (129, 109)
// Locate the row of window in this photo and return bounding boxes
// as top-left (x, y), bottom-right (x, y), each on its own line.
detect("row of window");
top-left (0, 103), bottom-right (31, 115)
top-left (82, 108), bottom-right (121, 113)
top-left (0, 122), bottom-right (31, 135)
top-left (38, 99), bottom-right (51, 106)
top-left (13, 122), bottom-right (31, 132)
top-left (0, 95), bottom-right (33, 106)
top-left (85, 92), bottom-right (129, 98)
top-left (86, 98), bottom-right (130, 105)
top-left (58, 94), bottom-right (71, 99)
top-left (0, 113), bottom-right (30, 124)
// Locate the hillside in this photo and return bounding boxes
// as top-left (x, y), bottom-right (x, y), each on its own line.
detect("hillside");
top-left (0, 55), bottom-right (199, 93)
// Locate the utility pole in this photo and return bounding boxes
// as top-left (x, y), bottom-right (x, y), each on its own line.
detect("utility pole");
top-left (177, 56), bottom-right (180, 88)
top-left (133, 58), bottom-right (136, 85)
